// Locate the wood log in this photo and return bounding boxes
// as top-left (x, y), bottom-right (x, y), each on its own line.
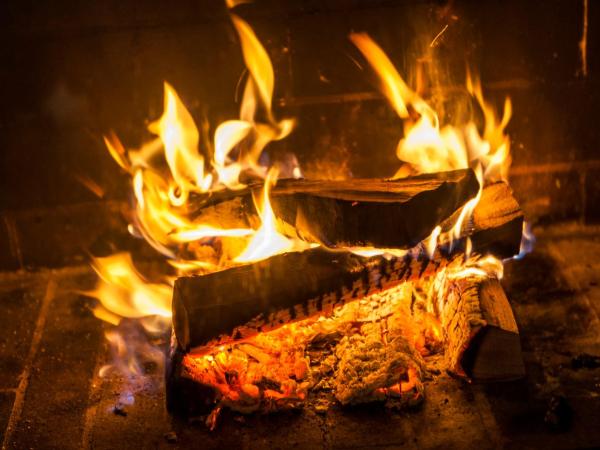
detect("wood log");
top-left (174, 247), bottom-right (454, 352)
top-left (437, 275), bottom-right (524, 381)
top-left (173, 181), bottom-right (523, 352)
top-left (188, 169), bottom-right (480, 249)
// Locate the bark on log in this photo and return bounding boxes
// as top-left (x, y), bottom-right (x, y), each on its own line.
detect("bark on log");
top-left (437, 276), bottom-right (524, 381)
top-left (188, 169), bottom-right (480, 248)
top-left (173, 182), bottom-right (523, 351)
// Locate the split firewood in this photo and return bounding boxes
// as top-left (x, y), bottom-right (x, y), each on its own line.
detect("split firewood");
top-left (455, 181), bottom-right (524, 258)
top-left (187, 169), bottom-right (480, 248)
top-left (434, 275), bottom-right (524, 381)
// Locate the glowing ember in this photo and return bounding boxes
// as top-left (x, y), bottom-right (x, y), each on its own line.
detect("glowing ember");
top-left (182, 282), bottom-right (433, 418)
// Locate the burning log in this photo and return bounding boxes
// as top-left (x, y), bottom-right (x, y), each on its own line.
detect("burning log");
top-left (189, 169), bottom-right (479, 248)
top-left (436, 275), bottom-right (524, 381)
top-left (173, 182), bottom-right (523, 352)
top-left (173, 248), bottom-right (451, 352)
top-left (167, 175), bottom-right (524, 419)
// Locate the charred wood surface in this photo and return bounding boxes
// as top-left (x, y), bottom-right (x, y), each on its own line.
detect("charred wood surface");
top-left (173, 248), bottom-right (453, 352)
top-left (439, 276), bottom-right (524, 382)
top-left (167, 283), bottom-right (427, 417)
top-left (189, 169), bottom-right (480, 248)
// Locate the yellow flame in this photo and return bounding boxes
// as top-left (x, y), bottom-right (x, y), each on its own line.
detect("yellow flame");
top-left (92, 16), bottom-right (525, 399)
top-left (349, 247), bottom-right (408, 258)
top-left (446, 254), bottom-right (504, 280)
top-left (350, 32), bottom-right (511, 185)
top-left (148, 82), bottom-right (213, 204)
top-left (426, 226), bottom-right (442, 259)
top-left (350, 33), bottom-right (514, 260)
top-left (231, 14), bottom-right (295, 168)
top-left (213, 120), bottom-right (252, 188)
top-left (232, 15), bottom-right (274, 119)
top-left (349, 32), bottom-right (413, 119)
top-left (93, 13), bottom-right (306, 356)
top-left (88, 253), bottom-right (172, 326)
top-left (234, 169), bottom-right (305, 263)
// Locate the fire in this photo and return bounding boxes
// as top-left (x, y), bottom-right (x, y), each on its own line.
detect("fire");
top-left (86, 4), bottom-right (532, 419)
top-left (234, 169), bottom-right (312, 263)
top-left (150, 82), bottom-right (213, 205)
top-left (349, 32), bottom-right (513, 256)
top-left (88, 253), bottom-right (172, 328)
top-left (350, 32), bottom-right (511, 185)
top-left (86, 9), bottom-right (302, 392)
top-left (183, 281), bottom-right (431, 420)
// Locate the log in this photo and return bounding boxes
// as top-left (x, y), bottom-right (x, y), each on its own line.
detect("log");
top-left (437, 275), bottom-right (524, 381)
top-left (173, 181), bottom-right (523, 352)
top-left (188, 169), bottom-right (480, 248)
top-left (173, 247), bottom-right (454, 352)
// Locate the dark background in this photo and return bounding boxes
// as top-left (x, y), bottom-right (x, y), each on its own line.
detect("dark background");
top-left (0, 0), bottom-right (598, 269)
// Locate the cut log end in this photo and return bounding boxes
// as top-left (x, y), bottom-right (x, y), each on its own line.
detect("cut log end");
top-left (439, 276), bottom-right (525, 382)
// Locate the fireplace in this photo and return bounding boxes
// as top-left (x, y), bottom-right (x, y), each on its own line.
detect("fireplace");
top-left (1, 0), bottom-right (600, 448)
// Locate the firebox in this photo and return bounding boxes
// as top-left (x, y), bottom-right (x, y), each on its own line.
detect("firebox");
top-left (1, 1), bottom-right (600, 449)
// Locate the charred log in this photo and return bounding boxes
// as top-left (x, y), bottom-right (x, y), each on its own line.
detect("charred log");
top-left (437, 275), bottom-right (524, 382)
top-left (173, 247), bottom-right (454, 352)
top-left (188, 169), bottom-right (480, 248)
top-left (464, 182), bottom-right (524, 258)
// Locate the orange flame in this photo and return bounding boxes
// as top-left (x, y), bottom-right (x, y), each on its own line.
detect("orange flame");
top-left (88, 253), bottom-right (172, 328)
top-left (89, 10), bottom-right (529, 411)
top-left (350, 32), bottom-right (513, 257)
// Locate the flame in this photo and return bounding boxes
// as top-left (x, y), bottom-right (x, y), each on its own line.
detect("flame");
top-left (349, 247), bottom-right (408, 258)
top-left (446, 254), bottom-right (505, 281)
top-left (350, 32), bottom-right (511, 186)
top-left (514, 221), bottom-right (536, 260)
top-left (148, 82), bottom-right (213, 205)
top-left (89, 9), bottom-right (532, 415)
top-left (88, 12), bottom-right (306, 401)
top-left (234, 169), bottom-right (311, 263)
top-left (426, 226), bottom-right (442, 259)
top-left (98, 11), bottom-right (296, 271)
top-left (230, 14), bottom-right (295, 171)
top-left (88, 253), bottom-right (172, 327)
top-left (213, 120), bottom-right (252, 189)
